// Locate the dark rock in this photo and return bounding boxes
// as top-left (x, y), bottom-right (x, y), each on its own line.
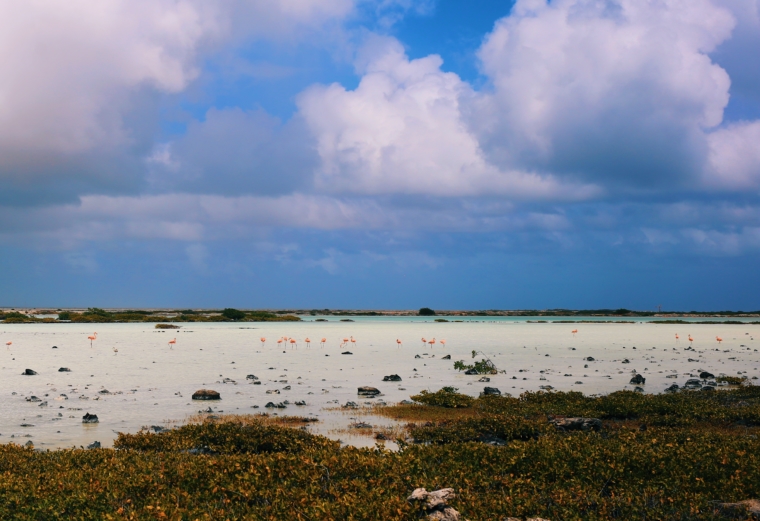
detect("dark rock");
top-left (246, 374), bottom-right (259, 381)
top-left (442, 354), bottom-right (451, 360)
top-left (82, 413), bottom-right (99, 424)
top-left (701, 385), bottom-right (715, 392)
top-left (265, 402), bottom-right (287, 409)
top-left (58, 367), bottom-right (71, 372)
top-left (87, 441), bottom-right (101, 449)
top-left (383, 374), bottom-right (402, 382)
top-left (550, 417), bottom-right (602, 432)
top-left (342, 401), bottom-right (359, 408)
top-left (665, 383), bottom-right (680, 393)
top-left (481, 387), bottom-right (501, 396)
top-left (350, 422), bottom-right (372, 429)
top-left (294, 400), bottom-right (306, 406)
top-left (629, 374), bottom-right (646, 385)
top-left (358, 386), bottom-right (380, 396)
top-left (150, 426), bottom-right (168, 433)
top-left (699, 371), bottom-right (715, 380)
top-left (415, 354), bottom-right (422, 359)
top-left (585, 356), bottom-right (595, 361)
top-left (684, 378), bottom-right (702, 390)
top-left (341, 351), bottom-right (353, 355)
top-left (478, 434), bottom-right (507, 446)
top-left (52, 346), bottom-right (58, 349)
top-left (375, 432), bottom-right (388, 440)
top-left (621, 358), bottom-right (630, 364)
top-left (633, 386), bottom-right (645, 393)
top-left (23, 369), bottom-right (37, 375)
top-left (478, 376), bottom-right (490, 382)
top-left (464, 368), bottom-right (479, 375)
top-left (25, 396), bottom-right (41, 402)
top-left (192, 389), bottom-right (221, 400)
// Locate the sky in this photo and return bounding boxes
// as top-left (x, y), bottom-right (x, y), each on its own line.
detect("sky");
top-left (1, 0), bottom-right (760, 311)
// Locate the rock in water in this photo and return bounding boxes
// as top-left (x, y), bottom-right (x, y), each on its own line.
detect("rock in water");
top-left (192, 389), bottom-right (221, 400)
top-left (481, 387), bottom-right (501, 396)
top-left (550, 417), bottom-right (602, 432)
top-left (478, 376), bottom-right (490, 382)
top-left (586, 356), bottom-right (595, 361)
top-left (407, 488), bottom-right (460, 521)
top-left (87, 441), bottom-right (101, 449)
top-left (23, 369), bottom-right (37, 375)
top-left (246, 374), bottom-right (259, 381)
top-left (699, 371), bottom-right (715, 379)
top-left (383, 374), bottom-right (402, 382)
top-left (665, 383), bottom-right (680, 393)
top-left (82, 413), bottom-right (99, 424)
top-left (58, 367), bottom-right (71, 372)
top-left (358, 386), bottom-right (380, 396)
top-left (442, 354), bottom-right (451, 360)
top-left (464, 368), bottom-right (479, 375)
top-left (629, 374), bottom-right (645, 385)
top-left (684, 378), bottom-right (702, 390)
top-left (341, 351), bottom-right (353, 355)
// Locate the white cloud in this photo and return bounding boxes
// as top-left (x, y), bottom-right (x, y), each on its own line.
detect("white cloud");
top-left (474, 0), bottom-right (736, 186)
top-left (298, 36), bottom-right (600, 199)
top-left (705, 121), bottom-right (760, 188)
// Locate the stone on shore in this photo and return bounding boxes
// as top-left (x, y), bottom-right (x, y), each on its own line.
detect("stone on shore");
top-left (58, 367), bottom-right (71, 372)
top-left (407, 488), bottom-right (460, 521)
top-left (358, 386), bottom-right (381, 396)
top-left (23, 369), bottom-right (37, 375)
top-left (383, 374), bottom-right (402, 381)
top-left (82, 413), bottom-right (99, 424)
top-left (192, 389), bottom-right (221, 400)
top-left (481, 387), bottom-right (501, 396)
top-left (630, 374), bottom-right (645, 385)
top-left (550, 417), bottom-right (602, 432)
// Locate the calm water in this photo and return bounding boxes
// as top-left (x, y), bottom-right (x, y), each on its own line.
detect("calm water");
top-left (1, 317), bottom-right (758, 449)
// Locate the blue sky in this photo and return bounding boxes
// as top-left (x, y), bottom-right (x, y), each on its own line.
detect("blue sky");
top-left (1, 0), bottom-right (760, 311)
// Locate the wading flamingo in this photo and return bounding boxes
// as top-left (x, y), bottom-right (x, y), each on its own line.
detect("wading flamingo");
top-left (421, 337), bottom-right (427, 347)
top-left (675, 333), bottom-right (680, 343)
top-left (260, 337), bottom-right (266, 348)
top-left (168, 338), bottom-right (176, 349)
top-left (350, 336), bottom-right (356, 348)
top-left (113, 347), bottom-right (118, 355)
top-left (571, 329), bottom-right (578, 337)
top-left (277, 338), bottom-right (283, 347)
top-left (716, 336), bottom-right (723, 344)
top-left (305, 337), bottom-right (311, 348)
top-left (87, 332), bottom-right (98, 348)
top-left (320, 337), bottom-right (326, 348)
top-left (428, 338), bottom-right (436, 348)
top-left (342, 337), bottom-right (349, 348)
top-left (5, 341), bottom-right (11, 350)
top-left (290, 338), bottom-right (297, 349)
top-left (688, 335), bottom-right (694, 344)
top-left (396, 339), bottom-right (402, 348)
top-left (440, 339), bottom-right (446, 347)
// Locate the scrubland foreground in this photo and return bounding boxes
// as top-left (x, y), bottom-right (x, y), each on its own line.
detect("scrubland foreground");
top-left (1, 387), bottom-right (760, 520)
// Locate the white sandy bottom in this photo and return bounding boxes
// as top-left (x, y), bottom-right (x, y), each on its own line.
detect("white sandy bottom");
top-left (0, 321), bottom-right (758, 449)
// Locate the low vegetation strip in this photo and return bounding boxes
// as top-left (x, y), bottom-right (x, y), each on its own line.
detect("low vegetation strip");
top-left (0, 390), bottom-right (759, 519)
top-left (1, 307), bottom-right (300, 323)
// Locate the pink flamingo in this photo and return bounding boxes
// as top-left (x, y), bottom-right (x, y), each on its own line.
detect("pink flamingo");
top-left (688, 335), bottom-right (694, 344)
top-left (350, 336), bottom-right (356, 348)
top-left (675, 333), bottom-right (680, 343)
top-left (320, 337), bottom-right (326, 348)
top-left (87, 332), bottom-right (98, 348)
top-left (571, 329), bottom-right (578, 337)
top-left (396, 339), bottom-right (402, 348)
top-left (290, 338), bottom-right (297, 349)
top-left (716, 336), bottom-right (723, 344)
top-left (168, 338), bottom-right (176, 349)
top-left (428, 338), bottom-right (436, 348)
top-left (5, 341), bottom-right (11, 350)
top-left (440, 339), bottom-right (446, 347)
top-left (421, 337), bottom-right (427, 347)
top-left (277, 338), bottom-right (283, 347)
top-left (342, 337), bottom-right (349, 348)
top-left (305, 337), bottom-right (311, 348)
top-left (260, 337), bottom-right (266, 348)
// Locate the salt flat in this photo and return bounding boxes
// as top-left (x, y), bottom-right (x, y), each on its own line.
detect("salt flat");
top-left (1, 317), bottom-right (758, 449)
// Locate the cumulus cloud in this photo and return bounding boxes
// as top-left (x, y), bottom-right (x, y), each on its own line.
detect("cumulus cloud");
top-left (298, 36), bottom-right (600, 199)
top-left (474, 0), bottom-right (736, 188)
top-left (705, 121), bottom-right (760, 188)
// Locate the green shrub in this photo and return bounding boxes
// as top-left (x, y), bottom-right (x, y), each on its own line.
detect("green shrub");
top-left (411, 387), bottom-right (475, 408)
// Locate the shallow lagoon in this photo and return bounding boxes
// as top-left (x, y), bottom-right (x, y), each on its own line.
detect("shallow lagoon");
top-left (1, 316), bottom-right (758, 449)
